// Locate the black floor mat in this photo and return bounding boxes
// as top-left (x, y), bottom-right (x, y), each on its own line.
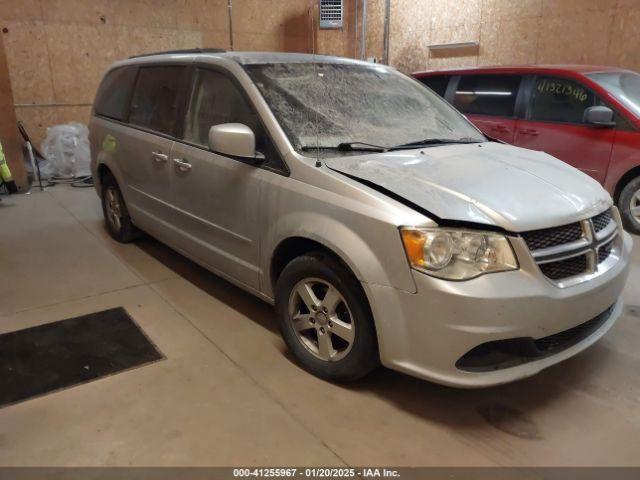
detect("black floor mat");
top-left (0, 307), bottom-right (164, 408)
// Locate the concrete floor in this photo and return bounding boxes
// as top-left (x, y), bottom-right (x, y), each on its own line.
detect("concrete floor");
top-left (1, 184), bottom-right (639, 467)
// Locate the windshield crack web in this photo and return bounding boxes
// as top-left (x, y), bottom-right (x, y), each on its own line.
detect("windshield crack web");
top-left (246, 63), bottom-right (484, 153)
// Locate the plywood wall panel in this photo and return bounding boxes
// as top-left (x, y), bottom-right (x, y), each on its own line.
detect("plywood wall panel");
top-left (0, 0), bottom-right (42, 21)
top-left (363, 0), bottom-right (384, 61)
top-left (203, 29), bottom-right (231, 50)
top-left (478, 17), bottom-right (539, 66)
top-left (45, 23), bottom-right (122, 104)
top-left (428, 18), bottom-right (479, 69)
top-left (389, 0), bottom-right (431, 73)
top-left (176, 0), bottom-right (229, 30)
top-left (232, 0), bottom-right (310, 36)
top-left (608, 5), bottom-right (640, 72)
top-left (235, 32), bottom-right (283, 51)
top-left (430, 0), bottom-right (480, 31)
top-left (542, 0), bottom-right (617, 16)
top-left (44, 0), bottom-right (112, 25)
top-left (109, 0), bottom-right (179, 28)
top-left (536, 10), bottom-right (614, 64)
top-left (0, 21), bottom-right (54, 104)
top-left (115, 26), bottom-right (202, 60)
top-left (482, 0), bottom-right (542, 20)
top-left (374, 0), bottom-right (640, 75)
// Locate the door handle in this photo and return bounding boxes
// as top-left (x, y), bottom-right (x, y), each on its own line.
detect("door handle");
top-left (173, 158), bottom-right (192, 172)
top-left (491, 125), bottom-right (509, 133)
top-left (151, 151), bottom-right (168, 163)
top-left (519, 129), bottom-right (539, 136)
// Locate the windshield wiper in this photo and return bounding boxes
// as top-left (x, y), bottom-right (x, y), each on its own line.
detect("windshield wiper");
top-left (301, 141), bottom-right (387, 152)
top-left (389, 137), bottom-right (482, 150)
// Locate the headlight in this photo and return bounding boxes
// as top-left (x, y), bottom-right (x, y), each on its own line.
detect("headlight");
top-left (400, 227), bottom-right (518, 280)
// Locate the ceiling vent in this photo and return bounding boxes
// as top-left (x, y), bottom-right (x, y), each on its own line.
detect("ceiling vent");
top-left (319, 0), bottom-right (343, 29)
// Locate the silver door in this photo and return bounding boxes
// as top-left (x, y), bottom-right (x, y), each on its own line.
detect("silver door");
top-left (120, 65), bottom-right (186, 235)
top-left (118, 128), bottom-right (174, 232)
top-left (169, 67), bottom-right (270, 288)
top-left (170, 142), bottom-right (263, 288)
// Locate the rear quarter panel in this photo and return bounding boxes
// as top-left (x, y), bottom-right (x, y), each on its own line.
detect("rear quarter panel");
top-left (89, 116), bottom-right (129, 201)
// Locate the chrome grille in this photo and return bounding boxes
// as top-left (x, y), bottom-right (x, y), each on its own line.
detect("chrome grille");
top-left (522, 209), bottom-right (618, 286)
top-left (522, 223), bottom-right (583, 250)
top-left (539, 255), bottom-right (588, 280)
top-left (593, 209), bottom-right (613, 232)
top-left (598, 238), bottom-right (614, 263)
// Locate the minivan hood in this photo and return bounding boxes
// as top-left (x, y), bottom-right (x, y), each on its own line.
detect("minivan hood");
top-left (324, 142), bottom-right (612, 232)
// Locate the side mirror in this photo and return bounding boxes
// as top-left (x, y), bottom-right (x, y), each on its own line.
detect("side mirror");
top-left (584, 106), bottom-right (616, 127)
top-left (208, 123), bottom-right (265, 163)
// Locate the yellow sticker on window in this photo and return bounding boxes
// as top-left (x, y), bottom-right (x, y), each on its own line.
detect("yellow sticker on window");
top-left (537, 79), bottom-right (588, 102)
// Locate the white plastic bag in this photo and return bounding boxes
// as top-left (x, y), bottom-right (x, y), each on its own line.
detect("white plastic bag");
top-left (41, 122), bottom-right (91, 178)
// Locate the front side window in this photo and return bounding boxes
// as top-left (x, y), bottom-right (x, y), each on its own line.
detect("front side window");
top-left (129, 66), bottom-right (184, 136)
top-left (183, 68), bottom-right (285, 172)
top-left (529, 76), bottom-right (598, 124)
top-left (94, 66), bottom-right (138, 121)
top-left (244, 62), bottom-right (485, 152)
top-left (453, 75), bottom-right (521, 117)
top-left (183, 69), bottom-right (259, 146)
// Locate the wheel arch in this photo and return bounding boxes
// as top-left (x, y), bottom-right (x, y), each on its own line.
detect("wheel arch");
top-left (96, 163), bottom-right (113, 187)
top-left (270, 236), bottom-right (356, 294)
top-left (614, 165), bottom-right (640, 202)
top-left (270, 235), bottom-right (382, 361)
top-left (263, 210), bottom-right (417, 299)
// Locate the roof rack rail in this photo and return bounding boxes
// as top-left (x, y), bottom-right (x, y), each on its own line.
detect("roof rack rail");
top-left (129, 48), bottom-right (226, 59)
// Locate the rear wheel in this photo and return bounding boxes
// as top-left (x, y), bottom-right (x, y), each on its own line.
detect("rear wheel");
top-left (101, 173), bottom-right (140, 243)
top-left (275, 251), bottom-right (379, 382)
top-left (619, 176), bottom-right (640, 235)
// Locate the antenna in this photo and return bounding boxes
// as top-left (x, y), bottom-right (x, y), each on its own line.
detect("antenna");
top-left (311, 5), bottom-right (322, 168)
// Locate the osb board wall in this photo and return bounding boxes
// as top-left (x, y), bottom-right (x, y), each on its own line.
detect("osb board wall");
top-left (0, 0), bottom-right (321, 148)
top-left (372, 0), bottom-right (640, 75)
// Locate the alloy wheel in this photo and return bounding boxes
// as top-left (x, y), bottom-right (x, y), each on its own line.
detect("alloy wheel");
top-left (631, 187), bottom-right (640, 224)
top-left (288, 277), bottom-right (355, 362)
top-left (105, 186), bottom-right (123, 232)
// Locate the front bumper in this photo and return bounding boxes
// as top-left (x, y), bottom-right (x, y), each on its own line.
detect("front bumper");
top-left (364, 230), bottom-right (632, 388)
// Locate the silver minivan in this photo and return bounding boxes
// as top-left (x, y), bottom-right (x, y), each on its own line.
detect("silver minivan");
top-left (90, 50), bottom-right (632, 387)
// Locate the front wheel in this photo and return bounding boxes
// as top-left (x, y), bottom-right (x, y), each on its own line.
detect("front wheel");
top-left (619, 176), bottom-right (640, 235)
top-left (275, 252), bottom-right (379, 382)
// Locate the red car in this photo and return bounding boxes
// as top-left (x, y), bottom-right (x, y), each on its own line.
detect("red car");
top-left (414, 65), bottom-right (640, 234)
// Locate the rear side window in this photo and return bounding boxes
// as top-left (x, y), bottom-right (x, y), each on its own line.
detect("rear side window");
top-left (94, 67), bottom-right (137, 121)
top-left (129, 66), bottom-right (185, 136)
top-left (418, 75), bottom-right (450, 97)
top-left (454, 75), bottom-right (521, 117)
top-left (529, 76), bottom-right (597, 124)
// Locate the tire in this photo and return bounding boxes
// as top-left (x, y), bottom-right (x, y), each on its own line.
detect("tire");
top-left (619, 176), bottom-right (640, 235)
top-left (100, 173), bottom-right (141, 243)
top-left (275, 251), bottom-right (379, 382)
